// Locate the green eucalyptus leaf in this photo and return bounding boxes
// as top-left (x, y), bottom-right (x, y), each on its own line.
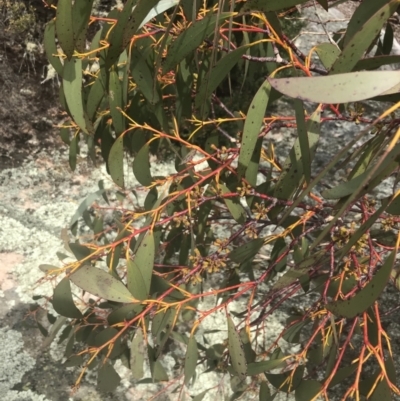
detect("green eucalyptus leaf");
top-left (162, 12), bottom-right (232, 73)
top-left (131, 328), bottom-right (146, 379)
top-left (72, 0), bottom-right (94, 52)
top-left (315, 43), bottom-right (341, 70)
top-left (241, 0), bottom-right (309, 12)
top-left (70, 265), bottom-right (136, 303)
top-left (127, 233), bottom-right (155, 299)
top-left (238, 79), bottom-right (271, 178)
top-left (97, 360), bottom-right (121, 392)
top-left (219, 183), bottom-right (247, 224)
top-left (109, 70), bottom-right (125, 136)
top-left (108, 135), bottom-right (125, 188)
top-left (184, 333), bottom-right (199, 385)
top-left (227, 316), bottom-right (247, 378)
top-left (331, 0), bottom-right (399, 74)
top-left (53, 278), bottom-right (83, 319)
top-left (326, 250), bottom-right (395, 318)
top-left (229, 238), bottom-right (264, 264)
top-left (63, 58), bottom-right (88, 133)
top-left (269, 71), bottom-right (400, 104)
top-left (133, 144), bottom-right (153, 186)
top-left (195, 44), bottom-right (252, 109)
top-left (295, 380), bottom-right (322, 401)
top-left (44, 20), bottom-right (64, 76)
top-left (56, 0), bottom-right (74, 60)
top-left (266, 366), bottom-right (304, 393)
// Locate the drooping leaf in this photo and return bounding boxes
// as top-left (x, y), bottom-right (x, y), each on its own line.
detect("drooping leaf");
top-left (108, 135), bottom-right (125, 188)
top-left (71, 0), bottom-right (94, 52)
top-left (69, 242), bottom-right (94, 261)
top-left (259, 381), bottom-right (274, 401)
top-left (219, 183), bottom-right (247, 224)
top-left (95, 327), bottom-right (122, 359)
top-left (266, 366), bottom-right (304, 393)
top-left (273, 114), bottom-right (320, 201)
top-left (44, 20), bottom-right (64, 76)
top-left (195, 44), bottom-right (252, 109)
top-left (53, 278), bottom-right (83, 319)
top-left (131, 328), bottom-right (146, 379)
top-left (104, 0), bottom-right (135, 69)
top-left (184, 333), bottom-right (198, 385)
top-left (314, 43), bottom-right (341, 70)
top-left (238, 79), bottom-right (271, 178)
top-left (227, 316), bottom-right (247, 378)
top-left (330, 0), bottom-right (399, 74)
top-left (322, 143), bottom-right (400, 199)
top-left (109, 70), bottom-right (125, 136)
top-left (130, 46), bottom-right (160, 105)
top-left (70, 265), bottom-right (136, 303)
top-left (97, 360), bottom-right (121, 392)
top-left (268, 70), bottom-right (400, 104)
top-left (294, 100), bottom-right (311, 184)
top-left (326, 250), bottom-right (395, 318)
top-left (133, 144), bottom-right (153, 186)
top-left (241, 0), bottom-right (309, 12)
top-left (247, 358), bottom-right (286, 376)
top-left (70, 190), bottom-right (105, 226)
top-left (63, 58), bottom-right (88, 133)
top-left (162, 12), bottom-right (232, 74)
top-left (56, 0), bottom-right (74, 60)
top-left (295, 380), bottom-right (322, 401)
top-left (148, 345), bottom-right (169, 382)
top-left (229, 238), bottom-right (264, 264)
top-left (127, 233), bottom-right (155, 298)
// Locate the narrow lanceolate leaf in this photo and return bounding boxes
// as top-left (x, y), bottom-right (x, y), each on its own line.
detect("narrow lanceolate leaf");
top-left (326, 250), bottom-right (396, 318)
top-left (130, 328), bottom-right (145, 379)
top-left (105, 0), bottom-right (135, 69)
top-left (227, 316), bottom-right (247, 378)
top-left (294, 100), bottom-right (311, 184)
top-left (241, 0), bottom-right (309, 12)
top-left (195, 45), bottom-right (252, 109)
top-left (273, 118), bottom-right (320, 201)
top-left (133, 144), bottom-right (153, 186)
top-left (162, 12), bottom-right (232, 74)
top-left (108, 136), bottom-right (125, 188)
top-left (86, 74), bottom-right (106, 121)
top-left (70, 265), bottom-right (136, 303)
top-left (315, 43), bottom-right (341, 70)
top-left (219, 183), bottom-right (247, 224)
top-left (229, 238), bottom-right (265, 264)
top-left (44, 20), bottom-right (64, 76)
top-left (127, 260), bottom-right (148, 301)
top-left (268, 71), bottom-right (400, 104)
top-left (238, 79), bottom-right (271, 178)
top-left (295, 380), bottom-right (322, 401)
top-left (53, 278), bottom-right (83, 319)
top-left (184, 334), bottom-right (198, 385)
top-left (63, 58), bottom-right (88, 134)
top-left (128, 233), bottom-right (155, 298)
top-left (321, 143), bottom-right (400, 199)
top-left (56, 0), bottom-right (74, 60)
top-left (109, 70), bottom-right (125, 136)
top-left (266, 366), bottom-right (304, 393)
top-left (131, 47), bottom-right (160, 105)
top-left (97, 360), bottom-right (121, 393)
top-left (71, 0), bottom-right (94, 52)
top-left (121, 0), bottom-right (163, 50)
top-left (330, 0), bottom-right (399, 74)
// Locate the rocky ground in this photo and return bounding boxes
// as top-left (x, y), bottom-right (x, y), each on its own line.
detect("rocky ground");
top-left (1, 2), bottom-right (400, 401)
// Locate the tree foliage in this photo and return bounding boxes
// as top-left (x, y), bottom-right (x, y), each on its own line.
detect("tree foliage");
top-left (35, 0), bottom-right (400, 399)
